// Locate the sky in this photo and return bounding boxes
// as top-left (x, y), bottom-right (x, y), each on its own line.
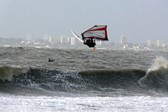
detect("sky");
top-left (0, 0), bottom-right (168, 43)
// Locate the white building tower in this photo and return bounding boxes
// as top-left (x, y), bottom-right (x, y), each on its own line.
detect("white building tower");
top-left (147, 40), bottom-right (151, 46)
top-left (70, 37), bottom-right (76, 45)
top-left (120, 35), bottom-right (127, 45)
top-left (156, 40), bottom-right (161, 47)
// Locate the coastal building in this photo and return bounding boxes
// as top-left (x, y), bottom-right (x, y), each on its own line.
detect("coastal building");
top-left (70, 37), bottom-right (76, 45)
top-left (156, 40), bottom-right (161, 47)
top-left (48, 36), bottom-right (52, 43)
top-left (147, 40), bottom-right (151, 46)
top-left (120, 35), bottom-right (127, 45)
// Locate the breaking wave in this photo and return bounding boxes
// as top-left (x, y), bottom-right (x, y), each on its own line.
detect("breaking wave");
top-left (0, 67), bottom-right (146, 95)
top-left (0, 65), bottom-right (26, 81)
top-left (139, 56), bottom-right (168, 91)
top-left (1, 57), bottom-right (168, 96)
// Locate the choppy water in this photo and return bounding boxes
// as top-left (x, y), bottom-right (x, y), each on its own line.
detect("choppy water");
top-left (1, 47), bottom-right (168, 111)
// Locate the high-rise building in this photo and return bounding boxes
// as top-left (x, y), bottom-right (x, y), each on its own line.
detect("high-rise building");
top-left (120, 35), bottom-right (127, 45)
top-left (48, 36), bottom-right (52, 43)
top-left (156, 40), bottom-right (161, 47)
top-left (147, 40), bottom-right (151, 46)
top-left (70, 37), bottom-right (76, 45)
top-left (60, 36), bottom-right (63, 44)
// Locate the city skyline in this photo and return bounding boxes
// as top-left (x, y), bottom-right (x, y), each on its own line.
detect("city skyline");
top-left (0, 34), bottom-right (167, 46)
top-left (0, 33), bottom-right (167, 45)
top-left (0, 0), bottom-right (168, 43)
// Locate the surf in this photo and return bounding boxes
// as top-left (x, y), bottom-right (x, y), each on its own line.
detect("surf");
top-left (138, 56), bottom-right (168, 91)
top-left (0, 65), bottom-right (26, 81)
top-left (0, 67), bottom-right (146, 95)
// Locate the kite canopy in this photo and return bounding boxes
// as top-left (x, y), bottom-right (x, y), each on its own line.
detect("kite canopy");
top-left (81, 25), bottom-right (108, 41)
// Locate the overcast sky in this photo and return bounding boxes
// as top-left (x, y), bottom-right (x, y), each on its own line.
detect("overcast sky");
top-left (0, 0), bottom-right (167, 43)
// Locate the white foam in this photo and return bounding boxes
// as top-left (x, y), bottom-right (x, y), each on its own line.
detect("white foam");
top-left (148, 56), bottom-right (168, 72)
top-left (0, 65), bottom-right (26, 81)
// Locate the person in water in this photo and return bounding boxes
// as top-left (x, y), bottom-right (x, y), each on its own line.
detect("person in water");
top-left (48, 58), bottom-right (54, 62)
top-left (83, 38), bottom-right (96, 48)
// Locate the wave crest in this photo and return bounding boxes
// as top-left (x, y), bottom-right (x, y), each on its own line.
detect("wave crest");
top-left (0, 65), bottom-right (25, 81)
top-left (139, 56), bottom-right (168, 90)
top-left (149, 56), bottom-right (168, 71)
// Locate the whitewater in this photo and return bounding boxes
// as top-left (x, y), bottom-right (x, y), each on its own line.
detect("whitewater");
top-left (1, 47), bottom-right (168, 112)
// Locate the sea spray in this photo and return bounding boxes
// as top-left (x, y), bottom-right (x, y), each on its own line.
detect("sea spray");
top-left (148, 56), bottom-right (168, 71)
top-left (138, 56), bottom-right (168, 90)
top-left (0, 65), bottom-right (27, 81)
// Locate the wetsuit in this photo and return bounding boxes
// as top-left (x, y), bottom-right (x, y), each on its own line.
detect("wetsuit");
top-left (84, 38), bottom-right (96, 48)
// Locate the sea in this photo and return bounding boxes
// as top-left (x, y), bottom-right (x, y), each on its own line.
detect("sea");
top-left (0, 47), bottom-right (168, 112)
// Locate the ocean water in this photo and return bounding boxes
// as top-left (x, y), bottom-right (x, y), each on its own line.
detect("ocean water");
top-left (1, 47), bottom-right (168, 112)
